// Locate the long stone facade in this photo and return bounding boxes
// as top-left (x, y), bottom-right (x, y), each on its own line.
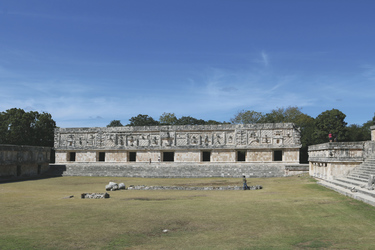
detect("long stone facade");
top-left (0, 145), bottom-right (51, 178)
top-left (54, 123), bottom-right (302, 164)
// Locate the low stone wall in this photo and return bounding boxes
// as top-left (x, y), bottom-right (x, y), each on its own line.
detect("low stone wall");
top-left (48, 162), bottom-right (308, 178)
top-left (0, 144), bottom-right (51, 179)
top-left (308, 142), bottom-right (368, 180)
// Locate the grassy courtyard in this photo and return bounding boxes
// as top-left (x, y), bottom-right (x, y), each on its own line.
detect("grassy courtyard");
top-left (1, 175), bottom-right (375, 249)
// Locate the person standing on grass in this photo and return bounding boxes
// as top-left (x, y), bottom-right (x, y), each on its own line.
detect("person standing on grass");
top-left (243, 175), bottom-right (248, 190)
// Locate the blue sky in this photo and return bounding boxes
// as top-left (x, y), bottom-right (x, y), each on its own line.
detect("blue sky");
top-left (1, 0), bottom-right (374, 128)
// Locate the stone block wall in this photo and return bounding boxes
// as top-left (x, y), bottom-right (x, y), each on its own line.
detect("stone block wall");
top-left (211, 150), bottom-right (236, 162)
top-left (175, 151), bottom-right (200, 162)
top-left (0, 145), bottom-right (51, 178)
top-left (371, 125), bottom-right (375, 141)
top-left (308, 142), bottom-right (366, 180)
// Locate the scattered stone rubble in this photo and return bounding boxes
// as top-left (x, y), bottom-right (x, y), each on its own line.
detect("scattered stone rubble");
top-left (126, 185), bottom-right (262, 191)
top-left (104, 181), bottom-right (262, 191)
top-left (105, 182), bottom-right (126, 191)
top-left (81, 193), bottom-right (110, 199)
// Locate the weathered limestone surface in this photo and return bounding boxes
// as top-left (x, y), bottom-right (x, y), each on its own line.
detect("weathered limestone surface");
top-left (54, 123), bottom-right (302, 164)
top-left (0, 144), bottom-right (51, 178)
top-left (53, 123), bottom-right (305, 177)
top-left (49, 162), bottom-right (308, 178)
top-left (308, 127), bottom-right (375, 206)
top-left (308, 141), bottom-right (375, 180)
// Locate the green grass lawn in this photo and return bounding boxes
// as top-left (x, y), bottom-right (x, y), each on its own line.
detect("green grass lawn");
top-left (1, 175), bottom-right (375, 249)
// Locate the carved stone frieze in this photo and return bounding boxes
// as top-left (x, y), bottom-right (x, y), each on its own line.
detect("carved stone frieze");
top-left (54, 123), bottom-right (302, 150)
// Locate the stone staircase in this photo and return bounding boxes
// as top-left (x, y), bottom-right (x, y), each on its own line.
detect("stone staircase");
top-left (317, 152), bottom-right (375, 206)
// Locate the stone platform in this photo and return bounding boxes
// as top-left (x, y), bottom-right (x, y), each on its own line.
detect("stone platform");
top-left (316, 153), bottom-right (375, 206)
top-left (47, 162), bottom-right (308, 178)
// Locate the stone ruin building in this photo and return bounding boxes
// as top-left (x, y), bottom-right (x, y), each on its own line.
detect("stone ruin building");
top-left (53, 123), bottom-right (304, 177)
top-left (0, 145), bottom-right (51, 179)
top-left (308, 125), bottom-right (375, 206)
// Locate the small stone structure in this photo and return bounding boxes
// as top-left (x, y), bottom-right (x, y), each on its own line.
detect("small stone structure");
top-left (0, 144), bottom-right (51, 179)
top-left (308, 126), bottom-right (375, 206)
top-left (309, 126), bottom-right (375, 181)
top-left (53, 123), bottom-right (304, 177)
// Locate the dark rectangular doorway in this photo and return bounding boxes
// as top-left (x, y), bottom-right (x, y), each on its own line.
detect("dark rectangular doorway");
top-left (69, 152), bottom-right (76, 162)
top-left (163, 152), bottom-right (174, 162)
top-left (129, 152), bottom-right (136, 162)
top-left (274, 150), bottom-right (282, 161)
top-left (99, 152), bottom-right (106, 162)
top-left (202, 151), bottom-right (211, 162)
top-left (237, 151), bottom-right (246, 161)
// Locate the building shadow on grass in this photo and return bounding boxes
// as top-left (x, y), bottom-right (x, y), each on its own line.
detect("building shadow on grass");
top-left (0, 164), bottom-right (66, 184)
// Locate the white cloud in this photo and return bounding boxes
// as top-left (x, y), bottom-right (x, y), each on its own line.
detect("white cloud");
top-left (261, 51), bottom-right (269, 67)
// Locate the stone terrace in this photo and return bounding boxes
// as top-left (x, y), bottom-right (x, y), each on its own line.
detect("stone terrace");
top-left (47, 162), bottom-right (308, 178)
top-left (317, 152), bottom-right (375, 206)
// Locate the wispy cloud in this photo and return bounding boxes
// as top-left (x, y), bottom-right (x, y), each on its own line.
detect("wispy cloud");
top-left (261, 51), bottom-right (269, 67)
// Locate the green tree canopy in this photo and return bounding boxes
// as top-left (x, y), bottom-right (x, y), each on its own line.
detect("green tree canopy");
top-left (230, 110), bottom-right (264, 124)
top-left (260, 106), bottom-right (304, 123)
top-left (313, 109), bottom-right (348, 143)
top-left (0, 108), bottom-right (56, 147)
top-left (346, 124), bottom-right (370, 142)
top-left (107, 120), bottom-right (123, 127)
top-left (175, 116), bottom-right (206, 125)
top-left (127, 114), bottom-right (159, 126)
top-left (159, 112), bottom-right (178, 125)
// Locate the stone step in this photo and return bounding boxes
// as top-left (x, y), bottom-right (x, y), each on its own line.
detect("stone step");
top-left (317, 180), bottom-right (375, 206)
top-left (347, 176), bottom-right (368, 183)
top-left (351, 172), bottom-right (375, 177)
top-left (334, 177), bottom-right (366, 187)
top-left (323, 179), bottom-right (374, 198)
top-left (349, 172), bottom-right (375, 178)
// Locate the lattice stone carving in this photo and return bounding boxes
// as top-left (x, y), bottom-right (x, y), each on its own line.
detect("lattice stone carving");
top-left (283, 136), bottom-right (293, 145)
top-left (176, 133), bottom-right (188, 146)
top-left (105, 133), bottom-right (116, 147)
top-left (139, 134), bottom-right (150, 147)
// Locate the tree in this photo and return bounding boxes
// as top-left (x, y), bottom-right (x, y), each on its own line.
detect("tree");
top-left (175, 116), bottom-right (206, 125)
top-left (206, 120), bottom-right (224, 125)
top-left (230, 110), bottom-right (264, 124)
top-left (127, 114), bottom-right (159, 126)
top-left (314, 109), bottom-right (348, 143)
top-left (0, 108), bottom-right (56, 147)
top-left (107, 120), bottom-right (123, 127)
top-left (159, 112), bottom-right (178, 125)
top-left (346, 124), bottom-right (370, 142)
top-left (294, 113), bottom-right (316, 163)
top-left (34, 112), bottom-right (57, 146)
top-left (260, 106), bottom-right (304, 123)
